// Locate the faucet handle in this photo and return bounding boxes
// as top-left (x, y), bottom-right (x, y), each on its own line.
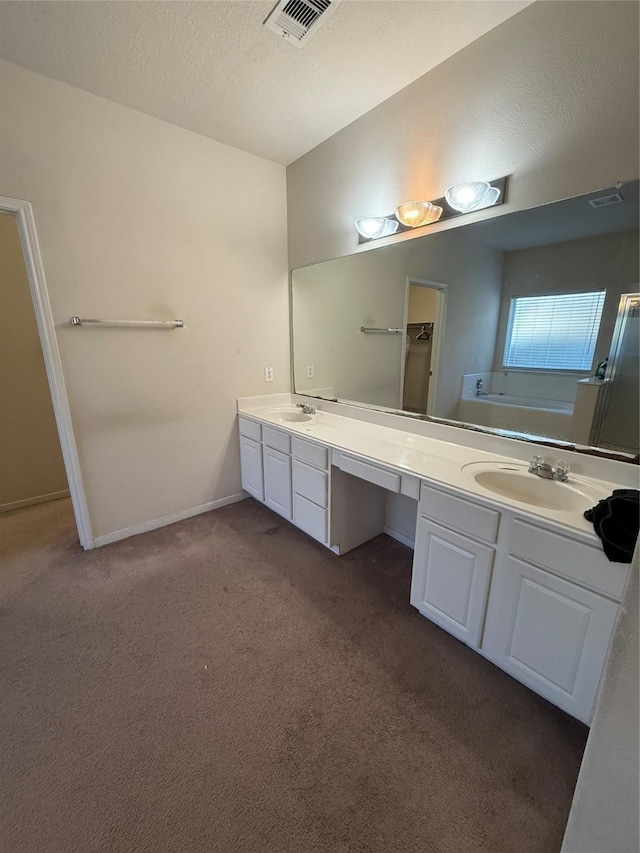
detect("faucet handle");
top-left (529, 455), bottom-right (543, 471)
top-left (555, 459), bottom-right (570, 480)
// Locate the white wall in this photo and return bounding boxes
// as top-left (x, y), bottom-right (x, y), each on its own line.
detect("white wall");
top-left (287, 1), bottom-right (639, 270)
top-left (0, 211), bottom-right (68, 511)
top-left (0, 60), bottom-right (289, 541)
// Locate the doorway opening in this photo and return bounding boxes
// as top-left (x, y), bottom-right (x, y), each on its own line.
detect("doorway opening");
top-left (0, 210), bottom-right (69, 516)
top-left (0, 197), bottom-right (92, 548)
top-left (400, 277), bottom-right (447, 415)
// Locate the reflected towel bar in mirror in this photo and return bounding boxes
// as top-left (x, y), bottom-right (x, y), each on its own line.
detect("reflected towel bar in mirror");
top-left (360, 327), bottom-right (403, 334)
top-left (70, 317), bottom-right (184, 329)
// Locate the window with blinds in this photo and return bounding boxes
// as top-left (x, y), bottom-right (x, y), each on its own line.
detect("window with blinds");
top-left (503, 290), bottom-right (606, 371)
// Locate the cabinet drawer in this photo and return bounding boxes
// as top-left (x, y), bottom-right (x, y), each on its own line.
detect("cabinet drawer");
top-left (263, 425), bottom-right (291, 454)
top-left (238, 416), bottom-right (261, 442)
top-left (509, 518), bottom-right (628, 601)
top-left (335, 452), bottom-right (401, 493)
top-left (292, 436), bottom-right (328, 470)
top-left (420, 483), bottom-right (500, 544)
top-left (293, 494), bottom-right (328, 544)
top-left (293, 459), bottom-right (328, 508)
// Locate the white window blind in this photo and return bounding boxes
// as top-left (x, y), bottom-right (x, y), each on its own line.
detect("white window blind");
top-left (503, 290), bottom-right (606, 371)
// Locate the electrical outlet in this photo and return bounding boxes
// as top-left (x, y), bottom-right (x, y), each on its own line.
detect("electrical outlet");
top-left (264, 366), bottom-right (274, 382)
top-left (306, 364), bottom-right (315, 379)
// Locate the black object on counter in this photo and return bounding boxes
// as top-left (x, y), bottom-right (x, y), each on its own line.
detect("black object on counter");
top-left (584, 489), bottom-right (639, 563)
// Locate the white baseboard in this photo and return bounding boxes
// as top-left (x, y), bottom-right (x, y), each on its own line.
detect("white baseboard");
top-left (383, 525), bottom-right (415, 550)
top-left (0, 489), bottom-right (70, 514)
top-left (92, 493), bottom-right (247, 548)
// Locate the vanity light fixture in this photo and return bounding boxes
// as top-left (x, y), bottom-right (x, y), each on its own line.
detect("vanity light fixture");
top-left (354, 217), bottom-right (399, 240)
top-left (354, 176), bottom-right (508, 242)
top-left (444, 180), bottom-right (500, 213)
top-left (394, 201), bottom-right (443, 228)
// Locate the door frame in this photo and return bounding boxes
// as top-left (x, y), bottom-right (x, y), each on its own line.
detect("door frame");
top-left (1, 196), bottom-right (93, 548)
top-left (399, 276), bottom-right (447, 415)
top-left (590, 289), bottom-right (640, 448)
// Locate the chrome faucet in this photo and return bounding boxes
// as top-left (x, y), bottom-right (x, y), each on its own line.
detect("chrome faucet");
top-left (528, 456), bottom-right (570, 482)
top-left (297, 403), bottom-right (316, 415)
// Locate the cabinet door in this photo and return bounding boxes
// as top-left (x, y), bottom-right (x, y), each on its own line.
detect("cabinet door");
top-left (410, 517), bottom-right (494, 648)
top-left (239, 435), bottom-right (264, 501)
top-left (263, 445), bottom-right (292, 521)
top-left (483, 556), bottom-right (619, 723)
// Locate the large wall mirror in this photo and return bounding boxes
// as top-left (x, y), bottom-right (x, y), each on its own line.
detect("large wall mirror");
top-left (292, 181), bottom-right (639, 458)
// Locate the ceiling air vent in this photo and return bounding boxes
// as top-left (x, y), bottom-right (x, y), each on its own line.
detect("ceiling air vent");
top-left (588, 193), bottom-right (624, 209)
top-left (263, 0), bottom-right (339, 47)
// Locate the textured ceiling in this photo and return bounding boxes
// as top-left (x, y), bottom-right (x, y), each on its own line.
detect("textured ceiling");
top-left (0, 0), bottom-right (533, 165)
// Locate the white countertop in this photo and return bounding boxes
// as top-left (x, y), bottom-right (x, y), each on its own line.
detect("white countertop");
top-left (237, 396), bottom-right (624, 541)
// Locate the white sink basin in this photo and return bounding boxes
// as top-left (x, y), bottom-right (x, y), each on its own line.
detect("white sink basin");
top-left (277, 411), bottom-right (313, 423)
top-left (261, 406), bottom-right (313, 424)
top-left (461, 462), bottom-right (607, 513)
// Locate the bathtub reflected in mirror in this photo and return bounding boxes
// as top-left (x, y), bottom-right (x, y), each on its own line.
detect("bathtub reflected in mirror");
top-left (291, 181), bottom-right (639, 457)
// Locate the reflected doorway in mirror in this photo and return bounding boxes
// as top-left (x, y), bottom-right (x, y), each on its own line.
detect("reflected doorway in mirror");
top-left (400, 277), bottom-right (447, 415)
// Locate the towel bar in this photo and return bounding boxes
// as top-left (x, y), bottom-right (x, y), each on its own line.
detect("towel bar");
top-left (70, 316), bottom-right (183, 329)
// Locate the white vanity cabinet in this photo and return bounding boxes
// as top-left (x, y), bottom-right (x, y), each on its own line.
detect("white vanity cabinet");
top-left (411, 479), bottom-right (624, 724)
top-left (482, 518), bottom-right (623, 723)
top-left (411, 484), bottom-right (497, 647)
top-left (238, 417), bottom-right (329, 542)
top-left (238, 419), bottom-right (411, 552)
top-left (238, 411), bottom-right (627, 724)
top-left (239, 417), bottom-right (293, 517)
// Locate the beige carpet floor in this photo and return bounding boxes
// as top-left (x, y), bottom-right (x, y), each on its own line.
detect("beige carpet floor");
top-left (1, 497), bottom-right (587, 853)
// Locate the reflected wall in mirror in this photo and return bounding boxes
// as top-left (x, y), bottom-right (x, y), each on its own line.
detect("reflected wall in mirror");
top-left (292, 182), bottom-right (639, 456)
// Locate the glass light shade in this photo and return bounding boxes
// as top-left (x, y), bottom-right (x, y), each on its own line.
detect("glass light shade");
top-left (473, 185), bottom-right (501, 210)
top-left (394, 201), bottom-right (443, 228)
top-left (444, 180), bottom-right (491, 213)
top-left (355, 217), bottom-right (399, 240)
